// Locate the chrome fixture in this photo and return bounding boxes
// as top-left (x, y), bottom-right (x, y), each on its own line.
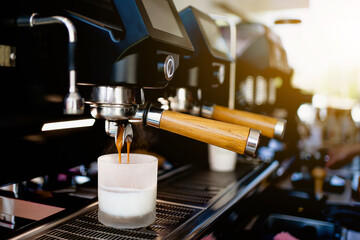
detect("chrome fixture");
top-left (17, 13), bottom-right (84, 115)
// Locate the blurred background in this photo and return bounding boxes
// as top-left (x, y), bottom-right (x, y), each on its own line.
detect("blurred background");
top-left (2, 0), bottom-right (360, 239)
top-left (173, 0), bottom-right (360, 149)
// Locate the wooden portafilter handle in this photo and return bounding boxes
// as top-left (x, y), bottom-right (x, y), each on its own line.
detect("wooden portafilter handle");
top-left (202, 104), bottom-right (287, 140)
top-left (137, 106), bottom-right (260, 156)
top-left (311, 166), bottom-right (327, 200)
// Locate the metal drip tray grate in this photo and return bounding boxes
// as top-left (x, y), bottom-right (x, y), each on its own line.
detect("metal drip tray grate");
top-left (157, 164), bottom-right (255, 207)
top-left (34, 202), bottom-right (201, 240)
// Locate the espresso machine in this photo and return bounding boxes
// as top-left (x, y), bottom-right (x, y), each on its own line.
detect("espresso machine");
top-left (165, 7), bottom-right (286, 142)
top-left (235, 23), bottom-right (316, 169)
top-left (0, 1), bottom-right (284, 239)
top-left (49, 0), bottom-right (260, 156)
top-left (234, 22), bottom-right (292, 135)
top-left (201, 23), bottom-right (360, 240)
top-left (0, 0), bottom-right (259, 184)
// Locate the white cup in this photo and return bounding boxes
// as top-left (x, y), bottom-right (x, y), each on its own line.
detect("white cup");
top-left (98, 153), bottom-right (158, 229)
top-left (208, 144), bottom-right (237, 172)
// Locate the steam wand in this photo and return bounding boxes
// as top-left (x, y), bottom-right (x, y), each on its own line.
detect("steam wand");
top-left (17, 13), bottom-right (84, 115)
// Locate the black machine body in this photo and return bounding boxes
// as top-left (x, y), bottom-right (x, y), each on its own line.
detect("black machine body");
top-left (173, 6), bottom-right (231, 89)
top-left (65, 0), bottom-right (194, 89)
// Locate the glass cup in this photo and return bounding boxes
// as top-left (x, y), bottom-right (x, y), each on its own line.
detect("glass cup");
top-left (98, 153), bottom-right (158, 229)
top-left (208, 144), bottom-right (237, 172)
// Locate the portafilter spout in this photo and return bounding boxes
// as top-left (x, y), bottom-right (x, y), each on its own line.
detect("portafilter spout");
top-left (105, 121), bottom-right (133, 146)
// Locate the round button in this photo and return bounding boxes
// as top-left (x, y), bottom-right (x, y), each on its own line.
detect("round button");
top-left (164, 55), bottom-right (175, 81)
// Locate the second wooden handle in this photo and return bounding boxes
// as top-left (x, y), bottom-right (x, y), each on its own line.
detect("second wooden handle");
top-left (312, 167), bottom-right (327, 195)
top-left (212, 105), bottom-right (285, 139)
top-left (159, 110), bottom-right (259, 155)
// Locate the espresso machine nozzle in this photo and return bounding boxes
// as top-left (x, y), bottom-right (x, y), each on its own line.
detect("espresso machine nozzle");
top-left (105, 121), bottom-right (133, 144)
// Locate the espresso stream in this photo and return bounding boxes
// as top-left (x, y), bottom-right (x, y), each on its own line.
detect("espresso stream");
top-left (116, 125), bottom-right (131, 164)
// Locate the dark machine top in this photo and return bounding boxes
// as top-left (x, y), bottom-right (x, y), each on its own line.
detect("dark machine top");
top-left (62, 0), bottom-right (194, 88)
top-left (170, 7), bottom-right (231, 90)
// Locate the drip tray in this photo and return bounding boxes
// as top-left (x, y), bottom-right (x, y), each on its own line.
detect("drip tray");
top-left (34, 202), bottom-right (202, 240)
top-left (157, 163), bottom-right (255, 207)
top-left (13, 161), bottom-right (271, 240)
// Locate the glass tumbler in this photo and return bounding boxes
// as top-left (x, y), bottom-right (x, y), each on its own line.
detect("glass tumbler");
top-left (98, 153), bottom-right (158, 229)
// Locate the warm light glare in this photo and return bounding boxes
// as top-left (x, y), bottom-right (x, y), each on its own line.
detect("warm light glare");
top-left (248, 0), bottom-right (360, 100)
top-left (351, 104), bottom-right (360, 123)
top-left (297, 103), bottom-right (316, 124)
top-left (312, 94), bottom-right (327, 109)
top-left (41, 119), bottom-right (95, 131)
top-left (275, 0), bottom-right (360, 99)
